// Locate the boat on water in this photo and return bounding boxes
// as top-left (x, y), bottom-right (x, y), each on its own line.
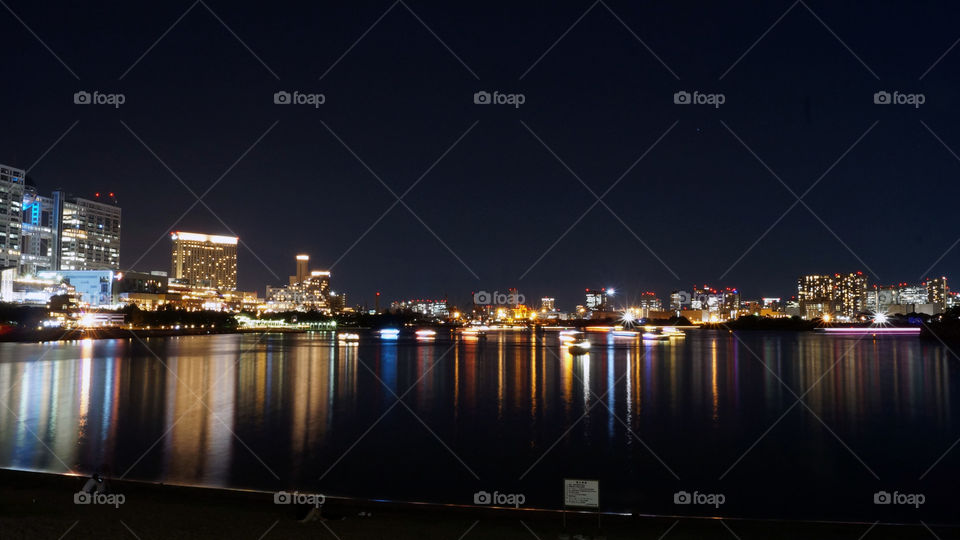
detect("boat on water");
top-left (661, 326), bottom-right (685, 337)
top-left (378, 328), bottom-right (400, 340)
top-left (415, 329), bottom-right (437, 341)
top-left (460, 328), bottom-right (487, 340)
top-left (641, 326), bottom-right (685, 340)
top-left (338, 332), bottom-right (360, 343)
top-left (567, 338), bottom-right (591, 353)
top-left (641, 326), bottom-right (670, 341)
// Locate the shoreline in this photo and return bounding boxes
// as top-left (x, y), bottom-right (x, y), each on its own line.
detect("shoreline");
top-left (0, 327), bottom-right (303, 343)
top-left (1, 325), bottom-right (927, 345)
top-left (1, 468), bottom-right (956, 539)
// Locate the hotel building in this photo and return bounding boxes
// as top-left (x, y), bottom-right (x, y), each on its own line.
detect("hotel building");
top-left (291, 254), bottom-right (310, 285)
top-left (266, 255), bottom-right (333, 312)
top-left (170, 232), bottom-right (238, 290)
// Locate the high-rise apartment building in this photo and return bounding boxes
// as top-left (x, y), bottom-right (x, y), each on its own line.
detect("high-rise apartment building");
top-left (0, 164), bottom-right (25, 269)
top-left (170, 232), bottom-right (238, 290)
top-left (798, 274), bottom-right (837, 318)
top-left (835, 271), bottom-right (867, 317)
top-left (798, 272), bottom-right (868, 318)
top-left (926, 277), bottom-right (948, 310)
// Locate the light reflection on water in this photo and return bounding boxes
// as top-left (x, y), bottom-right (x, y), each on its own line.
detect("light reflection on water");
top-left (0, 330), bottom-right (956, 522)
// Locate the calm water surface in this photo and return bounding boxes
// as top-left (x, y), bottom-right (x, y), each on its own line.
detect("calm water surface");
top-left (0, 330), bottom-right (956, 522)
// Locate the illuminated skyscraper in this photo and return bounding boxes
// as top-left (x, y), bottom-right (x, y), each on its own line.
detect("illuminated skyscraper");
top-left (265, 255), bottom-right (333, 312)
top-left (798, 272), bottom-right (867, 318)
top-left (926, 277), bottom-right (948, 310)
top-left (170, 232), bottom-right (238, 290)
top-left (56, 191), bottom-right (121, 271)
top-left (669, 290), bottom-right (687, 311)
top-left (19, 186), bottom-right (57, 275)
top-left (638, 291), bottom-right (662, 311)
top-left (835, 272), bottom-right (867, 317)
top-left (0, 164), bottom-right (25, 269)
top-left (585, 288), bottom-right (608, 311)
top-left (291, 254), bottom-right (310, 285)
top-left (798, 274), bottom-right (837, 318)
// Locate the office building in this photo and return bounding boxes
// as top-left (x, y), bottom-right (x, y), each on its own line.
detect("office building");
top-left (56, 191), bottom-right (121, 271)
top-left (898, 284), bottom-right (928, 305)
top-left (867, 285), bottom-right (899, 312)
top-left (637, 291), bottom-right (662, 317)
top-left (38, 269), bottom-right (118, 307)
top-left (170, 232), bottom-right (238, 290)
top-left (328, 290), bottom-right (345, 313)
top-left (19, 187), bottom-right (57, 275)
top-left (391, 298), bottom-right (449, 319)
top-left (669, 290), bottom-right (687, 311)
top-left (0, 164), bottom-right (25, 269)
top-left (867, 279), bottom-right (948, 315)
top-left (585, 288), bottom-right (609, 311)
top-left (682, 285), bottom-right (739, 320)
top-left (762, 297), bottom-right (782, 310)
top-left (540, 297), bottom-right (556, 312)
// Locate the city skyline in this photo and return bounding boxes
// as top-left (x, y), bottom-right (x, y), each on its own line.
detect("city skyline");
top-left (2, 3), bottom-right (960, 308)
top-left (2, 166), bottom-right (956, 313)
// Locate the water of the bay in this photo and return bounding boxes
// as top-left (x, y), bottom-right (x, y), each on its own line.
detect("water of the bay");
top-left (0, 330), bottom-right (955, 523)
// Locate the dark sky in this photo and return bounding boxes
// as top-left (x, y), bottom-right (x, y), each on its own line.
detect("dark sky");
top-left (3, 1), bottom-right (959, 310)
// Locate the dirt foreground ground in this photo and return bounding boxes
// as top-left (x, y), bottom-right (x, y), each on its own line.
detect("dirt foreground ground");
top-left (1, 469), bottom-right (956, 539)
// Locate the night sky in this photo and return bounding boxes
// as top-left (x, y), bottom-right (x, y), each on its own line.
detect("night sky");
top-left (3, 1), bottom-right (959, 309)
